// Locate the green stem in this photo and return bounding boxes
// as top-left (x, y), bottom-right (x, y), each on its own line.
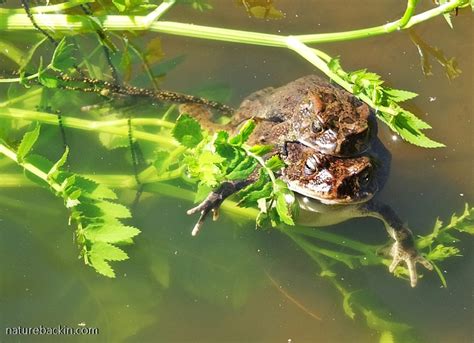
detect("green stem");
top-left (143, 0), bottom-right (176, 27)
top-left (0, 143), bottom-right (61, 193)
top-left (0, 107), bottom-right (179, 147)
top-left (398, 0), bottom-right (419, 28)
top-left (0, 0), bottom-right (94, 14)
top-left (296, 0), bottom-right (464, 44)
top-left (292, 226), bottom-right (378, 255)
top-left (0, 0), bottom-right (464, 45)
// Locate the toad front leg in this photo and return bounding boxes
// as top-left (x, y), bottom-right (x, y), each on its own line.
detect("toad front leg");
top-left (187, 179), bottom-right (254, 236)
top-left (363, 201), bottom-right (433, 287)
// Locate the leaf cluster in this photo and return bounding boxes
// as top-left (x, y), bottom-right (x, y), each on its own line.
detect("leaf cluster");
top-left (172, 113), bottom-right (297, 227)
top-left (328, 57), bottom-right (444, 148)
top-left (11, 125), bottom-right (140, 277)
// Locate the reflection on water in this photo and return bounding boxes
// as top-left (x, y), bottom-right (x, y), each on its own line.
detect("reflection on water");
top-left (0, 1), bottom-right (473, 342)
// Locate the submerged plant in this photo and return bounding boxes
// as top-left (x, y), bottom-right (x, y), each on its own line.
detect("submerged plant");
top-left (0, 1), bottom-right (472, 342)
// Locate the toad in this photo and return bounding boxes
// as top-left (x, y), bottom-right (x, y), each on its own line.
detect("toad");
top-left (183, 76), bottom-right (432, 287)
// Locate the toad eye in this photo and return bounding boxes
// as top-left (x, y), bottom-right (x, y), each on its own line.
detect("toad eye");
top-left (311, 120), bottom-right (323, 134)
top-left (304, 155), bottom-right (320, 175)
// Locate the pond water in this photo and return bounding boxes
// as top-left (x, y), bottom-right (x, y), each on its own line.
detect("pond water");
top-left (0, 1), bottom-right (472, 342)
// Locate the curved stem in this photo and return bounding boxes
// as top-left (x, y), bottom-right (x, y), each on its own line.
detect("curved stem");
top-left (0, 0), bottom-right (465, 45)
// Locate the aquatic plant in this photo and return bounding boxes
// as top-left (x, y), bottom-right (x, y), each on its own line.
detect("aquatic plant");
top-left (0, 1), bottom-right (472, 342)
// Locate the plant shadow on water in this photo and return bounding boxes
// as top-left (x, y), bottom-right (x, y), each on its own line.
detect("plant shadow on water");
top-left (0, 1), bottom-right (473, 343)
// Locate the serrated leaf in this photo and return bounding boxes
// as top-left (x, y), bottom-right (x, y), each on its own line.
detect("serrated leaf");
top-left (238, 182), bottom-right (273, 208)
top-left (17, 124), bottom-right (40, 162)
top-left (91, 242), bottom-right (129, 261)
top-left (384, 88), bottom-right (418, 102)
top-left (48, 146), bottom-right (69, 179)
top-left (99, 132), bottom-right (130, 150)
top-left (88, 253), bottom-right (115, 278)
top-left (265, 155), bottom-right (285, 171)
top-left (74, 176), bottom-right (117, 199)
top-left (391, 112), bottom-right (445, 148)
top-left (84, 224), bottom-right (141, 243)
top-left (50, 37), bottom-right (77, 72)
top-left (226, 156), bottom-right (257, 180)
top-left (379, 331), bottom-right (395, 343)
top-left (97, 200), bottom-right (131, 219)
top-left (172, 114), bottom-right (203, 148)
top-left (229, 119), bottom-right (256, 146)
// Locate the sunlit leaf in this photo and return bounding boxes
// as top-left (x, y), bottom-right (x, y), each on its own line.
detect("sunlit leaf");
top-left (172, 114), bottom-right (204, 148)
top-left (17, 124), bottom-right (40, 162)
top-left (47, 146), bottom-right (69, 179)
top-left (384, 88), bottom-right (418, 102)
top-left (229, 119), bottom-right (256, 145)
top-left (50, 37), bottom-right (77, 72)
top-left (85, 224), bottom-right (141, 243)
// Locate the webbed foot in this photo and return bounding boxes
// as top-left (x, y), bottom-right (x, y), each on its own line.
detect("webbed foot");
top-left (388, 241), bottom-right (433, 287)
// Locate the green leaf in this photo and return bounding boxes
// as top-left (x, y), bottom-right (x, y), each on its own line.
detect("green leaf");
top-left (38, 72), bottom-right (59, 88)
top-left (328, 57), bottom-right (342, 73)
top-left (112, 0), bottom-right (127, 12)
top-left (384, 88), bottom-right (418, 102)
top-left (229, 120), bottom-right (256, 146)
top-left (97, 201), bottom-right (132, 219)
top-left (383, 110), bottom-right (445, 148)
top-left (88, 253), bottom-right (115, 278)
top-left (73, 176), bottom-right (117, 200)
top-left (84, 224), bottom-right (141, 244)
top-left (379, 331), bottom-right (395, 343)
top-left (99, 132), bottom-right (130, 150)
top-left (226, 156), bottom-right (257, 180)
top-left (238, 182), bottom-right (273, 208)
top-left (154, 150), bottom-right (171, 174)
top-left (47, 147), bottom-right (69, 179)
top-left (214, 132), bottom-right (235, 159)
top-left (50, 37), bottom-right (77, 72)
top-left (17, 124), bottom-right (40, 162)
top-left (274, 180), bottom-right (295, 225)
top-left (248, 144), bottom-right (274, 156)
top-left (265, 155), bottom-right (285, 171)
top-left (172, 114), bottom-right (204, 148)
top-left (91, 242), bottom-right (129, 261)
top-left (342, 292), bottom-right (356, 319)
top-left (362, 309), bottom-right (411, 333)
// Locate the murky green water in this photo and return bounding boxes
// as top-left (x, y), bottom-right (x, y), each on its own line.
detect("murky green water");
top-left (0, 1), bottom-right (472, 342)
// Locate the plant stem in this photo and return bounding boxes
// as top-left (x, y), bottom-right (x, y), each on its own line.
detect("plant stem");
top-left (0, 0), bottom-right (94, 14)
top-left (0, 107), bottom-right (179, 147)
top-left (0, 143), bottom-right (61, 193)
top-left (0, 0), bottom-right (465, 45)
